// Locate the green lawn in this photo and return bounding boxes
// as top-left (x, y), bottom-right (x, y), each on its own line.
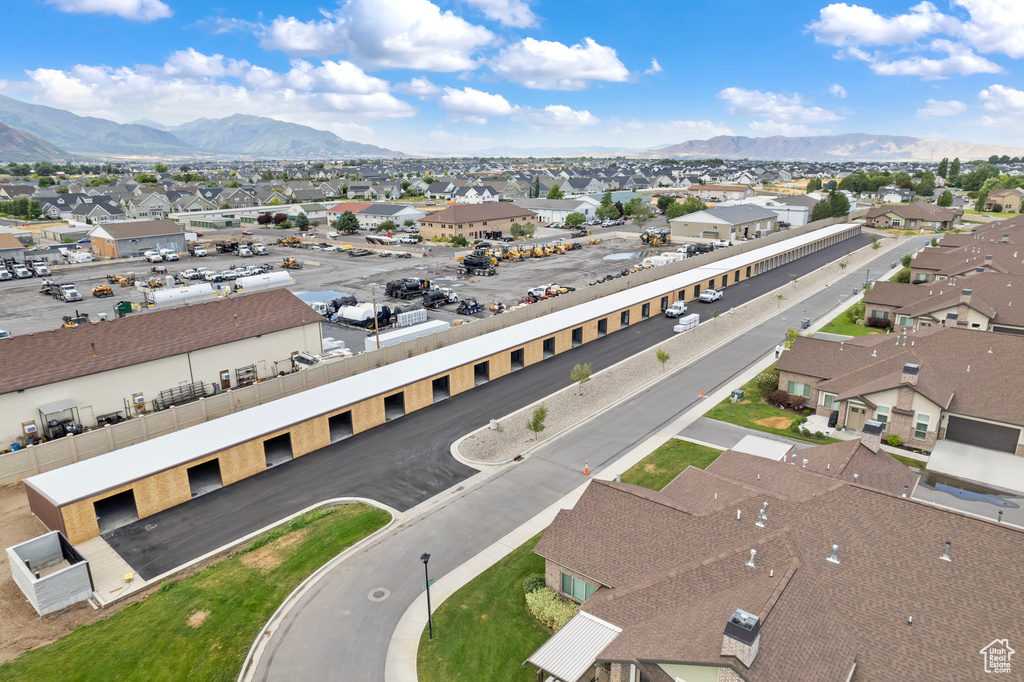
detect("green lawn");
top-left (0, 505), bottom-right (391, 682)
top-left (890, 453), bottom-right (927, 469)
top-left (418, 534), bottom-right (550, 682)
top-left (621, 440), bottom-right (723, 491)
top-left (964, 209), bottom-right (1017, 219)
top-left (821, 312), bottom-right (882, 336)
top-left (705, 374), bottom-right (840, 445)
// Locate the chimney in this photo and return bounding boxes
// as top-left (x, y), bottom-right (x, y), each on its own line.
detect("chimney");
top-left (901, 363), bottom-right (920, 386)
top-left (722, 608), bottom-right (761, 667)
top-left (944, 312), bottom-right (958, 328)
top-left (957, 288), bottom-right (972, 325)
top-left (861, 420), bottom-right (884, 453)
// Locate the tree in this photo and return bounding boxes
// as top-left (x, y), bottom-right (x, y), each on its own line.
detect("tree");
top-left (37, 176), bottom-right (54, 188)
top-left (871, 235), bottom-right (880, 250)
top-left (564, 212), bottom-right (585, 227)
top-left (989, 154), bottom-right (1000, 164)
top-left (257, 213), bottom-right (272, 225)
top-left (336, 211), bottom-right (360, 234)
top-left (179, 164), bottom-right (190, 172)
top-left (784, 327), bottom-right (799, 349)
top-left (510, 222), bottom-right (523, 238)
top-left (666, 196), bottom-right (706, 220)
top-left (269, 197), bottom-right (282, 206)
top-left (894, 268), bottom-right (912, 283)
top-left (599, 190), bottom-right (613, 208)
top-left (272, 213), bottom-right (288, 225)
top-left (937, 189), bottom-right (953, 207)
top-left (655, 348), bottom-right (670, 372)
top-left (775, 294), bottom-right (787, 308)
top-left (950, 157), bottom-right (961, 179)
top-left (522, 222), bottom-right (535, 239)
top-left (806, 178), bottom-right (822, 191)
top-left (134, 173), bottom-right (157, 184)
top-left (596, 203), bottom-right (619, 220)
top-left (810, 200), bottom-right (832, 222)
top-left (630, 201), bottom-right (654, 229)
top-left (295, 213), bottom-right (310, 230)
top-left (657, 195), bottom-right (677, 212)
top-left (154, 163), bottom-right (168, 173)
top-left (526, 404), bottom-right (548, 440)
top-left (404, 219), bottom-right (415, 228)
top-left (937, 157), bottom-right (949, 179)
top-left (379, 219), bottom-right (396, 233)
top-left (55, 186), bottom-right (68, 194)
top-left (451, 235), bottom-right (469, 247)
top-left (828, 190), bottom-right (850, 217)
top-left (570, 363), bottom-right (592, 395)
top-left (546, 183), bottom-right (564, 200)
top-left (533, 177), bottom-right (541, 199)
top-left (914, 171), bottom-right (935, 197)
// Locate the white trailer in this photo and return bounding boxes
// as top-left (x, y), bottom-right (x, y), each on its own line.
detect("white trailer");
top-left (364, 319), bottom-right (450, 352)
top-left (233, 270), bottom-right (294, 293)
top-left (673, 313), bottom-right (700, 333)
top-left (147, 283), bottom-right (215, 305)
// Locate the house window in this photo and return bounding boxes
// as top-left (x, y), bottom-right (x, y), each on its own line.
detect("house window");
top-left (560, 573), bottom-right (597, 602)
top-left (914, 414), bottom-right (930, 440)
top-left (876, 406), bottom-right (890, 427)
top-left (787, 381), bottom-right (812, 398)
top-left (871, 310), bottom-right (888, 319)
top-left (914, 273), bottom-right (930, 282)
top-left (821, 393), bottom-right (837, 410)
top-left (896, 315), bottom-right (911, 327)
top-left (891, 219), bottom-right (902, 227)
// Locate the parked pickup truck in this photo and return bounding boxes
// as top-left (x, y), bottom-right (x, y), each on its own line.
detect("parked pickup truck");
top-left (665, 301), bottom-right (688, 318)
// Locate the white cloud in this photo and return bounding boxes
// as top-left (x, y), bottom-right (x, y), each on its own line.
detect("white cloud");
top-left (808, 1), bottom-right (957, 47)
top-left (644, 58), bottom-right (662, 75)
top-left (916, 98), bottom-right (967, 117)
top-left (260, 0), bottom-right (494, 71)
top-left (490, 37), bottom-right (629, 90)
top-left (439, 86), bottom-right (514, 124)
top-left (956, 0), bottom-right (1024, 59)
top-left (518, 105), bottom-right (598, 132)
top-left (463, 0), bottom-right (537, 28)
top-left (862, 39), bottom-right (1002, 79)
top-left (46, 0), bottom-right (171, 21)
top-left (979, 84), bottom-right (1024, 116)
top-left (829, 83), bottom-right (847, 98)
top-left (21, 51), bottom-right (415, 131)
top-left (395, 77), bottom-right (441, 99)
top-left (718, 87), bottom-right (842, 123)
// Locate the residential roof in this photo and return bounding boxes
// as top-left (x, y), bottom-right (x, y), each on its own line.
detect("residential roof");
top-left (421, 203), bottom-right (537, 224)
top-left (327, 202), bottom-right (373, 214)
top-left (864, 203), bottom-right (960, 222)
top-left (526, 611), bottom-right (622, 682)
top-left (89, 219), bottom-right (183, 240)
top-left (358, 204), bottom-right (424, 217)
top-left (512, 199), bottom-right (591, 211)
top-left (671, 204), bottom-right (778, 225)
top-left (0, 233), bottom-right (24, 250)
top-left (0, 289), bottom-right (322, 396)
top-left (532, 446), bottom-right (1024, 681)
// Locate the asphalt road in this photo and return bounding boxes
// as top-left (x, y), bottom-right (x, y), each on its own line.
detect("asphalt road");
top-left (252, 234), bottom-right (929, 682)
top-left (103, 233), bottom-right (871, 579)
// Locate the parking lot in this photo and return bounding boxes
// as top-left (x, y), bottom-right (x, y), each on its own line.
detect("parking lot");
top-left (0, 223), bottom-right (681, 354)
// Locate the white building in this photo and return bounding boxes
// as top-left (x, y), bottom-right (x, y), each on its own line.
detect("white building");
top-left (511, 199), bottom-right (594, 223)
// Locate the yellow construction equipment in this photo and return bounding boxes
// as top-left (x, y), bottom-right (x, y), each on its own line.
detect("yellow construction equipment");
top-left (589, 237), bottom-right (602, 245)
top-left (640, 229), bottom-right (671, 247)
top-left (117, 272), bottom-right (136, 287)
top-left (502, 247), bottom-right (523, 262)
top-left (279, 236), bottom-right (302, 247)
top-left (529, 245), bottom-right (546, 258)
top-left (92, 284), bottom-right (114, 298)
top-left (282, 257), bottom-right (303, 269)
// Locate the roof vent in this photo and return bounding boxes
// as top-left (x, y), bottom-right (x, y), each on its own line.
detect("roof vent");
top-left (989, 345), bottom-right (993, 354)
top-left (967, 364), bottom-right (971, 372)
top-left (802, 458), bottom-right (808, 468)
top-left (746, 549), bottom-right (756, 567)
top-left (872, 350), bottom-right (877, 357)
top-left (902, 485), bottom-right (908, 498)
top-left (827, 544), bottom-right (840, 564)
top-left (940, 540), bottom-right (951, 562)
top-left (853, 473), bottom-right (860, 483)
top-left (840, 341), bottom-right (844, 351)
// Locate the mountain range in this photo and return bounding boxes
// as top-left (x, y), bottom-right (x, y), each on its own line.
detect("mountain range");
top-left (646, 134), bottom-right (1024, 162)
top-left (0, 95), bottom-right (397, 160)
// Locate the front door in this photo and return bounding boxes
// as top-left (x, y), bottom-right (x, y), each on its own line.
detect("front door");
top-left (847, 405), bottom-right (868, 431)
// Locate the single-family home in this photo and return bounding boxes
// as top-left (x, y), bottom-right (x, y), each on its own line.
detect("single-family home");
top-left (984, 187), bottom-right (1024, 213)
top-left (863, 204), bottom-right (961, 231)
top-left (687, 184), bottom-right (756, 202)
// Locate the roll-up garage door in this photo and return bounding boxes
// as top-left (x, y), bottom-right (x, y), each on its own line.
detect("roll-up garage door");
top-left (945, 416), bottom-right (1020, 453)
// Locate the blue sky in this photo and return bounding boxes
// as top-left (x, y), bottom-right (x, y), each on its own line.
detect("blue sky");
top-left (1, 0), bottom-right (1023, 153)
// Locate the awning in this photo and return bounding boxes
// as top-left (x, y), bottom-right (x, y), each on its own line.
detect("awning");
top-left (526, 611), bottom-right (621, 682)
top-left (731, 434), bottom-right (792, 462)
top-left (37, 399), bottom-right (78, 416)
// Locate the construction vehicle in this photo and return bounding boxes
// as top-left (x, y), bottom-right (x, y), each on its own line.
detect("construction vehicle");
top-left (92, 284), bottom-right (114, 298)
top-left (422, 288), bottom-right (457, 309)
top-left (501, 246), bottom-right (524, 262)
top-left (386, 278), bottom-right (430, 300)
top-left (278, 236), bottom-right (302, 248)
top-left (489, 301), bottom-right (506, 314)
top-left (46, 281), bottom-right (83, 302)
top-left (456, 297), bottom-right (482, 315)
top-left (640, 228), bottom-right (671, 246)
top-left (589, 237), bottom-right (602, 245)
top-left (145, 277), bottom-right (166, 290)
top-left (458, 251), bottom-right (496, 276)
top-left (117, 272), bottom-right (137, 286)
top-left (61, 311), bottom-right (90, 328)
top-left (282, 257), bottom-right (303, 269)
top-left (216, 240), bottom-right (240, 254)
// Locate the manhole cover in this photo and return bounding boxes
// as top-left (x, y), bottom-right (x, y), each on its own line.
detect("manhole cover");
top-left (368, 588), bottom-right (390, 602)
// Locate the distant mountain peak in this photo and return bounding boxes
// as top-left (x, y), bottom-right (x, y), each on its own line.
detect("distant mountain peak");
top-left (0, 120), bottom-right (66, 161)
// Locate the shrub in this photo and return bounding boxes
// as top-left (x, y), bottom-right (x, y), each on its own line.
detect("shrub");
top-left (866, 316), bottom-right (893, 329)
top-left (753, 370), bottom-right (779, 397)
top-left (814, 431), bottom-right (826, 439)
top-left (765, 389), bottom-right (789, 407)
top-left (789, 423), bottom-right (800, 433)
top-left (800, 416), bottom-right (809, 424)
top-left (901, 254), bottom-right (912, 268)
top-left (801, 428), bottom-right (811, 436)
top-left (887, 434), bottom-right (903, 447)
top-left (523, 574), bottom-right (546, 594)
top-left (894, 268), bottom-right (911, 284)
top-left (802, 408), bottom-right (811, 416)
top-left (525, 587), bottom-right (579, 631)
top-left (855, 319), bottom-right (866, 327)
top-left (845, 301), bottom-right (865, 323)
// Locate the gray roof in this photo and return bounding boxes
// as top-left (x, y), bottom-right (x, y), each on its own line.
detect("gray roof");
top-left (359, 204), bottom-right (423, 216)
top-left (674, 204), bottom-right (778, 225)
top-left (513, 199), bottom-right (591, 210)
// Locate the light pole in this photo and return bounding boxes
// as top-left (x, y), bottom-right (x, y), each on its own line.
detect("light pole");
top-left (864, 268), bottom-right (871, 290)
top-left (371, 284), bottom-right (381, 350)
top-left (421, 553), bottom-right (433, 639)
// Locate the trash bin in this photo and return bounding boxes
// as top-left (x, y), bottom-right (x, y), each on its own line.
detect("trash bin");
top-left (801, 318), bottom-right (811, 329)
top-left (852, 287), bottom-right (859, 295)
top-left (730, 389), bottom-right (744, 403)
top-left (890, 260), bottom-right (898, 269)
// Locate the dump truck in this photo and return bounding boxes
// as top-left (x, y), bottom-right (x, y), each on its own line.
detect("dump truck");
top-left (282, 257), bottom-right (303, 269)
top-left (47, 281), bottom-right (83, 302)
top-left (92, 284), bottom-right (114, 298)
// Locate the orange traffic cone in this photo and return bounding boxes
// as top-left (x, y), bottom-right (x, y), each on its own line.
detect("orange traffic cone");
top-left (584, 462), bottom-right (590, 475)
top-left (701, 389), bottom-right (705, 397)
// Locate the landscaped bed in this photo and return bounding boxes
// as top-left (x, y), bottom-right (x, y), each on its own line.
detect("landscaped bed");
top-left (0, 504), bottom-right (391, 682)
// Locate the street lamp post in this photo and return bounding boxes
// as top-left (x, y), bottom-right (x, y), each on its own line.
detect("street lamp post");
top-left (371, 284), bottom-right (381, 350)
top-left (421, 553), bottom-right (433, 639)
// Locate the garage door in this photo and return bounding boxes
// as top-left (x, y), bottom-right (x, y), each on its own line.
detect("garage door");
top-left (945, 416), bottom-right (1021, 453)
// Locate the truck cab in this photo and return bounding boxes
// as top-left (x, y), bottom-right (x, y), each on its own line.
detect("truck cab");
top-left (160, 249), bottom-right (180, 261)
top-left (237, 246), bottom-right (253, 258)
top-left (144, 250), bottom-right (163, 263)
top-left (665, 301), bottom-right (688, 318)
top-left (12, 264), bottom-right (33, 278)
top-left (31, 261), bottom-right (51, 276)
top-left (251, 244), bottom-right (268, 256)
top-left (190, 245), bottom-right (208, 257)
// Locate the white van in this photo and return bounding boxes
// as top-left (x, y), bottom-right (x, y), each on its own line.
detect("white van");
top-left (160, 249), bottom-right (180, 261)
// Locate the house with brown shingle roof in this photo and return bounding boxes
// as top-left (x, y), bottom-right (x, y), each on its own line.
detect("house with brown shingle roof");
top-left (909, 241), bottom-right (1024, 282)
top-left (984, 187), bottom-right (1024, 213)
top-left (863, 274), bottom-right (1024, 333)
top-left (417, 203), bottom-right (536, 241)
top-left (527, 436), bottom-right (1021, 682)
top-left (864, 203), bottom-right (962, 230)
top-left (777, 326), bottom-right (1024, 454)
top-left (0, 289), bottom-right (323, 446)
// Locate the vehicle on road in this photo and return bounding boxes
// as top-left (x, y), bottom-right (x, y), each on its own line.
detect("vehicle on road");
top-left (665, 301), bottom-right (688, 317)
top-left (698, 288), bottom-right (723, 303)
top-left (242, 230), bottom-right (253, 236)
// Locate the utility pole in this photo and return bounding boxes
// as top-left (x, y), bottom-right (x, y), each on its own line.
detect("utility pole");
top-left (371, 284), bottom-right (381, 350)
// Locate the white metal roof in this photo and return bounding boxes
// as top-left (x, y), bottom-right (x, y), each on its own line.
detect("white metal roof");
top-left (526, 611), bottom-right (621, 682)
top-left (25, 223), bottom-right (858, 506)
top-left (731, 434), bottom-right (793, 461)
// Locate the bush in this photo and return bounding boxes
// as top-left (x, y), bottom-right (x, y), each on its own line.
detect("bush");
top-left (525, 587), bottom-right (579, 631)
top-left (522, 574), bottom-right (546, 594)
top-left (814, 431), bottom-right (826, 439)
top-left (800, 416), bottom-right (808, 424)
top-left (893, 268), bottom-right (911, 284)
top-left (855, 319), bottom-right (866, 326)
top-left (887, 434), bottom-right (903, 447)
top-left (901, 254), bottom-right (912, 268)
top-left (801, 428), bottom-right (811, 436)
top-left (802, 408), bottom-right (811, 416)
top-left (765, 389), bottom-right (790, 407)
top-left (866, 316), bottom-right (893, 329)
top-left (752, 370), bottom-right (779, 397)
top-left (845, 301), bottom-right (865, 323)
top-left (789, 423), bottom-right (800, 433)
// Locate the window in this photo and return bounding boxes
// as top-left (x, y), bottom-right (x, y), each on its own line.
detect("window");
top-left (561, 573), bottom-right (597, 602)
top-left (875, 406), bottom-right (889, 427)
top-left (891, 219), bottom-right (902, 227)
top-left (787, 381), bottom-right (812, 398)
top-left (914, 273), bottom-right (930, 282)
top-left (871, 310), bottom-right (888, 319)
top-left (896, 315), bottom-right (911, 327)
top-left (914, 413), bottom-right (930, 440)
top-left (821, 393), bottom-right (837, 410)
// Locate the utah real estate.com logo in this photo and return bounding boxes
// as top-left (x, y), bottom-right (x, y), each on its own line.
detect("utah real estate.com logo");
top-left (980, 639), bottom-right (1015, 674)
